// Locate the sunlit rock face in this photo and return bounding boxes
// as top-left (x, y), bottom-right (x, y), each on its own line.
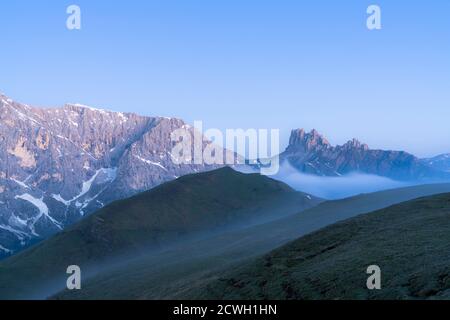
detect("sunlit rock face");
top-left (0, 93), bottom-right (222, 258)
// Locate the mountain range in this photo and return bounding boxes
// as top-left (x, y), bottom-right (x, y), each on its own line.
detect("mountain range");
top-left (281, 129), bottom-right (450, 181)
top-left (0, 93), bottom-right (226, 257)
top-left (1, 92), bottom-right (450, 260)
top-left (421, 154), bottom-right (450, 172)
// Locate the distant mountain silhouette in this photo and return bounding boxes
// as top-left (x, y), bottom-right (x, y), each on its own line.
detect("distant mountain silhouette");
top-left (421, 154), bottom-right (450, 172)
top-left (280, 129), bottom-right (450, 181)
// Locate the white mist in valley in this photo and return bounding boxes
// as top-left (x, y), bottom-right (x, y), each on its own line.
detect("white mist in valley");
top-left (246, 163), bottom-right (416, 200)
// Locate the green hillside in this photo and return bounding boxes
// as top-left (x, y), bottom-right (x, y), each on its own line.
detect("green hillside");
top-left (52, 183), bottom-right (450, 300)
top-left (0, 167), bottom-right (320, 299)
top-left (182, 192), bottom-right (450, 300)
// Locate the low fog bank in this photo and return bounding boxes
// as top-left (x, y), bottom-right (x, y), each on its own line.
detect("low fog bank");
top-left (274, 163), bottom-right (417, 199)
top-left (237, 163), bottom-right (417, 199)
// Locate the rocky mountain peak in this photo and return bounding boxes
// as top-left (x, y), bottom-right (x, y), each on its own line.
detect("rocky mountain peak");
top-left (0, 93), bottom-right (224, 259)
top-left (287, 129), bottom-right (331, 153)
top-left (282, 128), bottom-right (449, 181)
top-left (341, 138), bottom-right (369, 151)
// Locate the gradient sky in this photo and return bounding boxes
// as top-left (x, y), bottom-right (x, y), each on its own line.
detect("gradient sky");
top-left (1, 0), bottom-right (449, 157)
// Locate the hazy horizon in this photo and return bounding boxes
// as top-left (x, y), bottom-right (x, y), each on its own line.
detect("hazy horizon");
top-left (2, 89), bottom-right (447, 160)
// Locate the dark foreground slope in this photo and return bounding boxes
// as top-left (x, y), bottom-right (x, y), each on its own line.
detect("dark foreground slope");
top-left (0, 167), bottom-right (320, 299)
top-left (52, 183), bottom-right (450, 300)
top-left (182, 193), bottom-right (450, 300)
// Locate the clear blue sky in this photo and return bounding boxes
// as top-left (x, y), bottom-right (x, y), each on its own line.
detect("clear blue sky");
top-left (1, 0), bottom-right (449, 157)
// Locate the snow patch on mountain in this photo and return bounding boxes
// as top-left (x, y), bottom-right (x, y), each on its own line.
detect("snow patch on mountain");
top-left (51, 194), bottom-right (71, 206)
top-left (14, 193), bottom-right (62, 235)
top-left (0, 224), bottom-right (30, 242)
top-left (69, 168), bottom-right (117, 203)
top-left (135, 155), bottom-right (168, 171)
top-left (11, 178), bottom-right (30, 189)
top-left (0, 245), bottom-right (11, 253)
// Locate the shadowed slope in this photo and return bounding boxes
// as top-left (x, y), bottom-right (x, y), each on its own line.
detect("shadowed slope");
top-left (52, 183), bottom-right (450, 300)
top-left (0, 167), bottom-right (320, 299)
top-left (183, 193), bottom-right (450, 300)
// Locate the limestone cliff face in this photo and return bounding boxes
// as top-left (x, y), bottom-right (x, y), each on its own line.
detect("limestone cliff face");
top-left (0, 93), bottom-right (222, 257)
top-left (282, 129), bottom-right (449, 180)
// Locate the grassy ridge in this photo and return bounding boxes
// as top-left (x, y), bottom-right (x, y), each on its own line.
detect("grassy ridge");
top-left (182, 193), bottom-right (450, 300)
top-left (0, 167), bottom-right (319, 299)
top-left (53, 183), bottom-right (450, 300)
